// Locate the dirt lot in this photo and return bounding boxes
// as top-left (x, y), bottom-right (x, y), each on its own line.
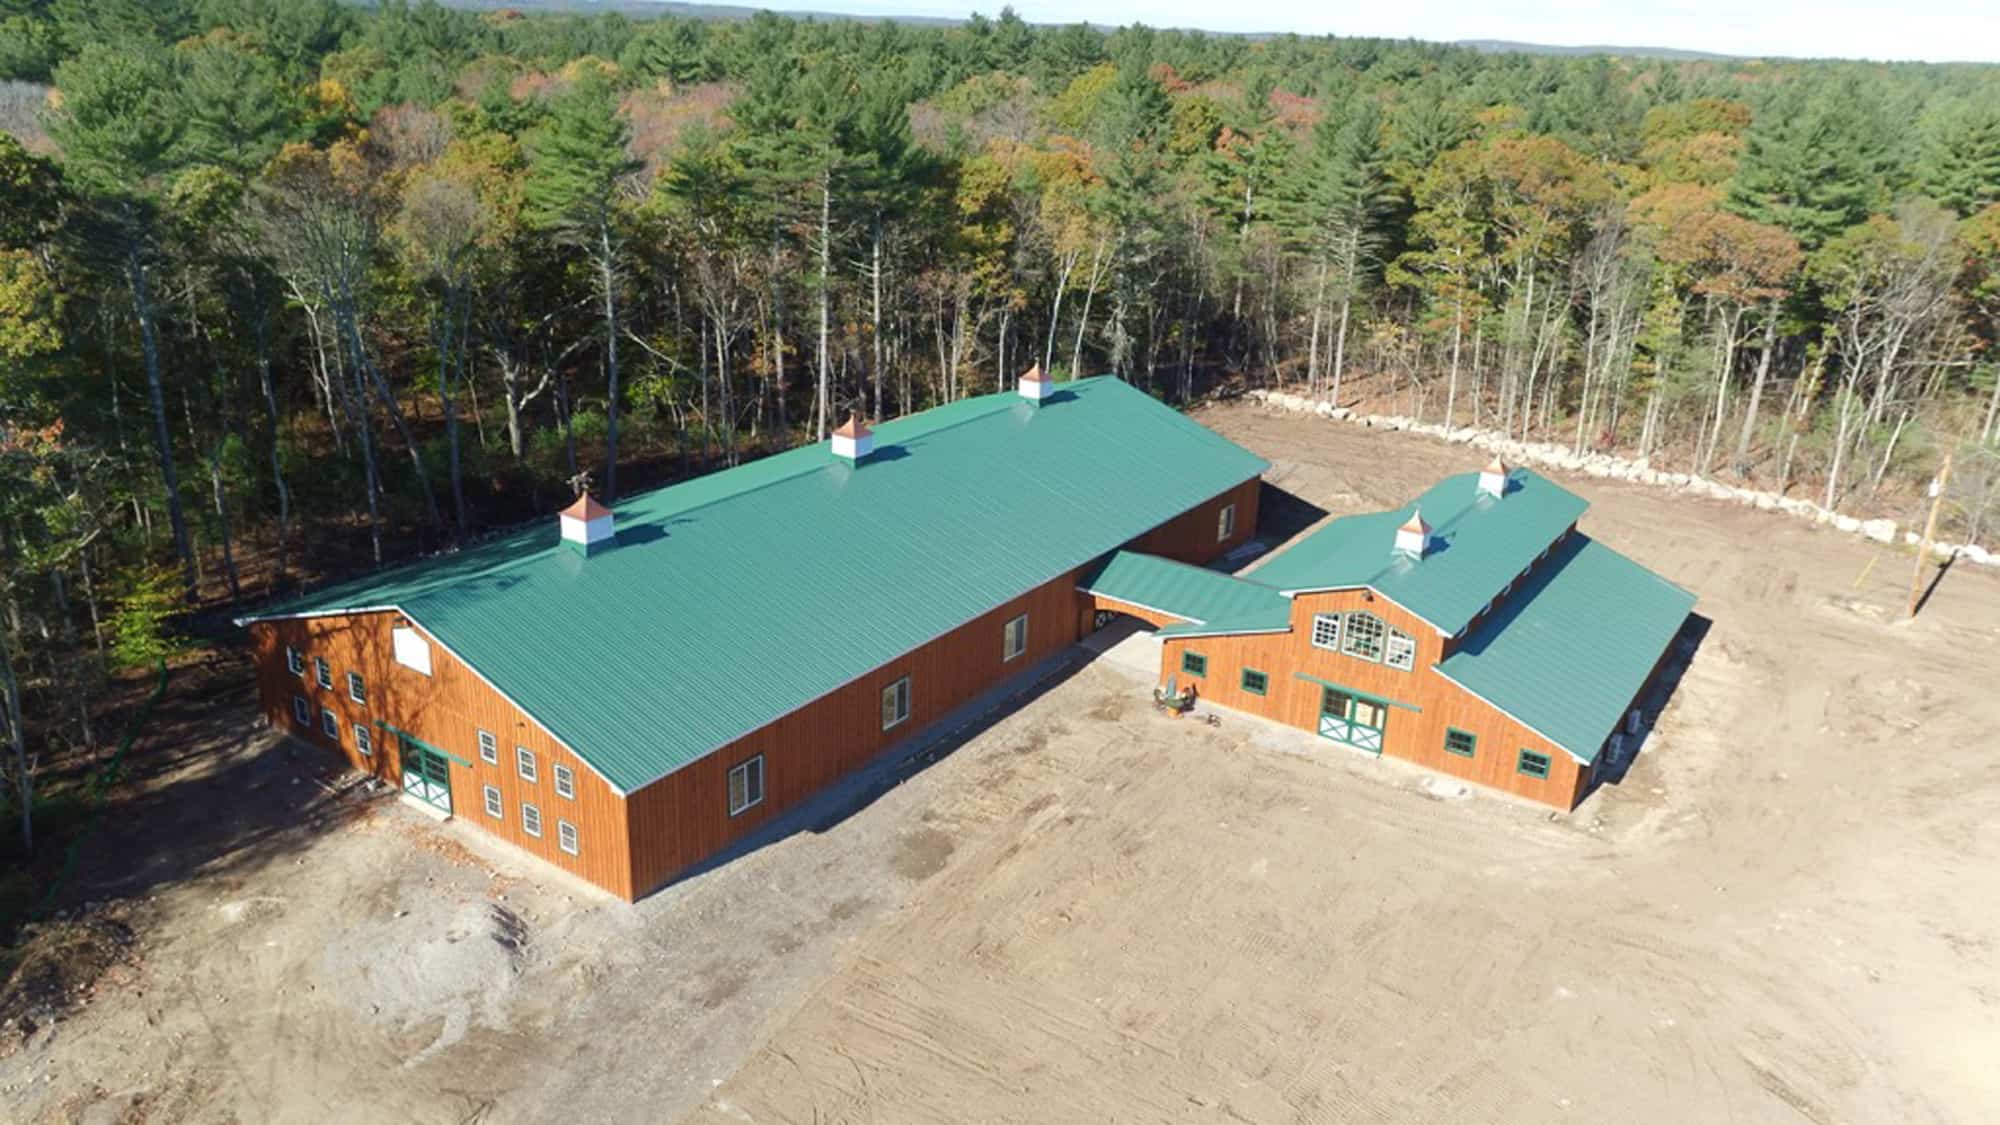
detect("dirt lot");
top-left (6, 402), bottom-right (1999, 1124)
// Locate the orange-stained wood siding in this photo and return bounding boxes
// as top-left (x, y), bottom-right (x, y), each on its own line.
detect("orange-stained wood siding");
top-left (1125, 477), bottom-right (1261, 565)
top-left (249, 614), bottom-right (637, 898)
top-left (246, 473), bottom-right (1265, 902)
top-left (622, 475), bottom-right (1263, 898)
top-left (1159, 588), bottom-right (1594, 808)
top-left (621, 568), bottom-right (1087, 897)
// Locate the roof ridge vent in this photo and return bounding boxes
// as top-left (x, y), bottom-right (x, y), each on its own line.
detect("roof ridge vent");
top-left (1479, 456), bottom-right (1510, 499)
top-left (1394, 509), bottom-right (1431, 559)
top-left (832, 412), bottom-right (875, 463)
top-left (560, 492), bottom-right (614, 556)
top-left (1018, 364), bottom-right (1052, 403)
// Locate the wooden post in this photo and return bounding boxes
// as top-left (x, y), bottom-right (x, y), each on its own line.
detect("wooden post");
top-left (1908, 451), bottom-right (1954, 618)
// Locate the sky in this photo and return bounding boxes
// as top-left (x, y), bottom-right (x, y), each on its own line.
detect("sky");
top-left (785, 0), bottom-right (2000, 63)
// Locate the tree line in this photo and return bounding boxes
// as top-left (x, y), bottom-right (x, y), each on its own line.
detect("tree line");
top-left (4, 0), bottom-right (2000, 852)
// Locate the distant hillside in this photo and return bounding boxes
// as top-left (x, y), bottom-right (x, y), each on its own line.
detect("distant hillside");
top-left (1455, 38), bottom-right (1740, 61)
top-left (423, 2), bottom-right (1750, 57)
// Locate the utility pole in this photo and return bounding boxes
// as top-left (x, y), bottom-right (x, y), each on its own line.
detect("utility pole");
top-left (1907, 450), bottom-right (1954, 618)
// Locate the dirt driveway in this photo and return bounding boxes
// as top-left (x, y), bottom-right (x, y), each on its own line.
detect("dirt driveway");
top-left (7, 402), bottom-right (1999, 1124)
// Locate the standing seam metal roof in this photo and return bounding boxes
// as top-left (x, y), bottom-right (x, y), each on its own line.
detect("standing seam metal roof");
top-left (1437, 534), bottom-right (1695, 762)
top-left (240, 377), bottom-right (1268, 793)
top-left (1244, 468), bottom-right (1589, 635)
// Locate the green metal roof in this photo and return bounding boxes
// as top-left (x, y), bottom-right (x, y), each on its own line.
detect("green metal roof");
top-left (1245, 468), bottom-right (1589, 635)
top-left (1437, 535), bottom-right (1695, 762)
top-left (1078, 550), bottom-right (1291, 635)
top-left (242, 377), bottom-right (1268, 793)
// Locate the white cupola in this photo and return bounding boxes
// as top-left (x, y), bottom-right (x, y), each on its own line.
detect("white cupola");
top-left (831, 412), bottom-right (875, 463)
top-left (1478, 456), bottom-right (1510, 499)
top-left (1394, 510), bottom-right (1431, 559)
top-left (1018, 364), bottom-right (1052, 403)
top-left (560, 493), bottom-right (614, 556)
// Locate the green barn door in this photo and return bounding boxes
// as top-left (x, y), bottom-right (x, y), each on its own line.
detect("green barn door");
top-left (398, 735), bottom-right (453, 814)
top-left (1318, 686), bottom-right (1386, 755)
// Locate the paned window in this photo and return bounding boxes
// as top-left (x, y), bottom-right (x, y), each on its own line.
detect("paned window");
top-left (1444, 729), bottom-right (1477, 758)
top-left (1342, 612), bottom-right (1386, 662)
top-left (729, 755), bottom-right (765, 816)
top-left (1310, 613), bottom-right (1341, 651)
top-left (1385, 629), bottom-right (1417, 671)
top-left (882, 676), bottom-right (911, 730)
top-left (1003, 614), bottom-right (1028, 661)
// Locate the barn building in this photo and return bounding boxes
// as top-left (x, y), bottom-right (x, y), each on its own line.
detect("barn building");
top-left (238, 373), bottom-right (1266, 901)
top-left (1080, 458), bottom-right (1695, 808)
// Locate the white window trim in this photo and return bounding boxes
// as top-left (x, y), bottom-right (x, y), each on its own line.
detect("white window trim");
top-left (347, 671), bottom-right (366, 705)
top-left (522, 802), bottom-right (543, 837)
top-left (728, 755), bottom-right (764, 817)
top-left (1003, 613), bottom-right (1028, 662)
top-left (1342, 611), bottom-right (1387, 663)
top-left (291, 695), bottom-right (310, 725)
top-left (882, 676), bottom-right (911, 731)
top-left (354, 723), bottom-right (373, 757)
top-left (1217, 503), bottom-right (1237, 542)
top-left (1385, 629), bottom-right (1417, 672)
top-left (320, 707), bottom-right (340, 740)
top-left (554, 763), bottom-right (575, 800)
top-left (558, 820), bottom-right (579, 856)
top-left (286, 646), bottom-right (305, 676)
top-left (482, 784), bottom-right (503, 819)
top-left (516, 746), bottom-right (538, 784)
top-left (477, 730), bottom-right (498, 764)
top-left (1310, 613), bottom-right (1341, 652)
top-left (314, 657), bottom-right (332, 691)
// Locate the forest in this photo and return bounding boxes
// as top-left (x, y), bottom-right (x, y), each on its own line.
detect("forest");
top-left (2, 0), bottom-right (2000, 862)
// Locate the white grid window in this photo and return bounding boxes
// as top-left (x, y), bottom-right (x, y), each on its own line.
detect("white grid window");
top-left (291, 695), bottom-right (310, 725)
top-left (477, 730), bottom-right (498, 764)
top-left (320, 707), bottom-right (340, 740)
top-left (354, 724), bottom-right (373, 756)
top-left (314, 657), bottom-right (332, 690)
top-left (483, 784), bottom-right (503, 819)
top-left (554, 764), bottom-right (575, 800)
top-left (516, 747), bottom-right (537, 783)
top-left (728, 755), bottom-right (764, 816)
top-left (1342, 612), bottom-right (1386, 662)
top-left (522, 802), bottom-right (542, 837)
top-left (347, 671), bottom-right (366, 705)
top-left (881, 676), bottom-right (911, 730)
top-left (1385, 629), bottom-right (1417, 671)
top-left (1310, 613), bottom-right (1341, 651)
top-left (1003, 614), bottom-right (1028, 662)
top-left (558, 820), bottom-right (579, 856)
top-left (1217, 503), bottom-right (1237, 542)
top-left (286, 646), bottom-right (304, 676)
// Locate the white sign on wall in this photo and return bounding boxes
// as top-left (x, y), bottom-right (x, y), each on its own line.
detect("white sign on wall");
top-left (392, 626), bottom-right (433, 676)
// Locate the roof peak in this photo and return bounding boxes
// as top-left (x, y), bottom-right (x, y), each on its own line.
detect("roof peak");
top-left (561, 493), bottom-right (612, 522)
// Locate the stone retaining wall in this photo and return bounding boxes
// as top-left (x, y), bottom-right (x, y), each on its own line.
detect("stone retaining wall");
top-left (1245, 389), bottom-right (1996, 569)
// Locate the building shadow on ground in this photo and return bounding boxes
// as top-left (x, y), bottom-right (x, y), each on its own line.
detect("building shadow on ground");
top-left (1582, 612), bottom-right (1713, 798)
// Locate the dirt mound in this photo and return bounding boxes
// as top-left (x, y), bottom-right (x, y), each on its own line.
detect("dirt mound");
top-left (0, 909), bottom-right (137, 1056)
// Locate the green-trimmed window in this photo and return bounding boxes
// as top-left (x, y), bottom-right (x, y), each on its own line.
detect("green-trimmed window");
top-left (1181, 651), bottom-right (1208, 677)
top-left (1445, 728), bottom-right (1477, 758)
top-left (1241, 668), bottom-right (1269, 696)
top-left (1516, 749), bottom-right (1551, 779)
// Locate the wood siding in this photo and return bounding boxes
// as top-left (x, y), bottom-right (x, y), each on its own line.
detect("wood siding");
top-left (622, 476), bottom-right (1263, 898)
top-left (1158, 589), bottom-right (1593, 808)
top-left (1126, 476), bottom-right (1261, 564)
top-left (245, 473), bottom-right (1263, 902)
top-left (249, 614), bottom-right (638, 897)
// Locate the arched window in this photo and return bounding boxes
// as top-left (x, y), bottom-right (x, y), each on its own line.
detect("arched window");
top-left (1342, 611), bottom-right (1386, 661)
